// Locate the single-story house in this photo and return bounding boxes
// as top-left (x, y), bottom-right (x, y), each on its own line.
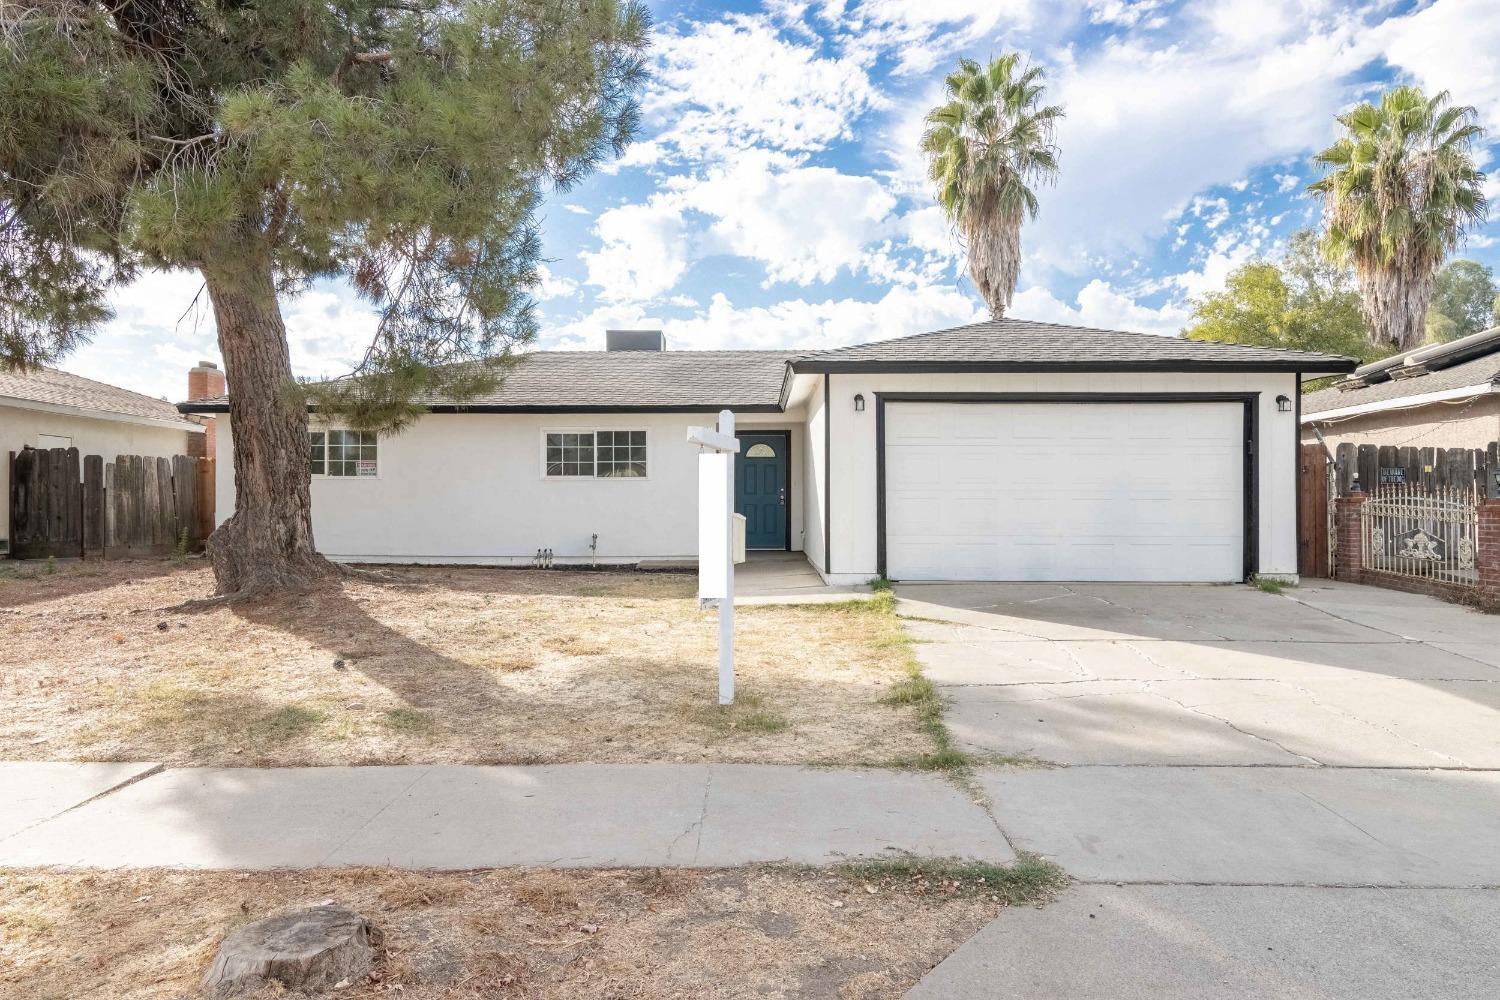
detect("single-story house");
top-left (1301, 325), bottom-right (1500, 453)
top-left (180, 320), bottom-right (1355, 584)
top-left (2, 365), bottom-right (208, 554)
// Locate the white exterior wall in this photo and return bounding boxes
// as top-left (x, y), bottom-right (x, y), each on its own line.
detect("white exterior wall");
top-left (820, 371), bottom-right (1302, 584)
top-left (800, 376), bottom-right (827, 572)
top-left (213, 409), bottom-right (804, 563)
top-left (1, 402), bottom-right (201, 548)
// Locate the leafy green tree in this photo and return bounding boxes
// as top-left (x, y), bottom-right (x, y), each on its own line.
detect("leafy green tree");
top-left (1426, 259), bottom-right (1498, 341)
top-left (1309, 86), bottom-right (1488, 352)
top-left (923, 54), bottom-right (1063, 317)
top-left (0, 0), bottom-right (648, 595)
top-left (1183, 230), bottom-right (1386, 382)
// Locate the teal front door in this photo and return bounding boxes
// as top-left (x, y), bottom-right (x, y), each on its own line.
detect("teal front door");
top-left (735, 433), bottom-right (788, 550)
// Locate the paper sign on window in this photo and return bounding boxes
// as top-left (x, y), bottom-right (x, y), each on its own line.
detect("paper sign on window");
top-left (357, 460), bottom-right (377, 477)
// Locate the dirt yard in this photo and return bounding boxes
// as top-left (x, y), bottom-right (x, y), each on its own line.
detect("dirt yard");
top-left (0, 860), bottom-right (1063, 1000)
top-left (0, 560), bottom-right (929, 767)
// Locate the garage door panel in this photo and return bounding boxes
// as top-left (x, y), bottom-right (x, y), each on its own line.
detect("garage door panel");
top-left (885, 401), bottom-right (1244, 582)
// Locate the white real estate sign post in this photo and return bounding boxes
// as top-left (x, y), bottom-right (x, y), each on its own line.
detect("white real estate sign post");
top-left (688, 410), bottom-right (740, 705)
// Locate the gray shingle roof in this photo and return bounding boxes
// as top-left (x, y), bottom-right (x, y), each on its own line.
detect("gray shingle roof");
top-left (790, 318), bottom-right (1357, 372)
top-left (183, 350), bottom-right (800, 412)
top-left (1303, 348), bottom-right (1500, 415)
top-left (0, 366), bottom-right (193, 424)
top-left (178, 316), bottom-right (1359, 414)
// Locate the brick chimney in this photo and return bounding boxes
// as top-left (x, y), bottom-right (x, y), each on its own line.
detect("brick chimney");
top-left (188, 360), bottom-right (226, 402)
top-left (187, 361), bottom-right (226, 461)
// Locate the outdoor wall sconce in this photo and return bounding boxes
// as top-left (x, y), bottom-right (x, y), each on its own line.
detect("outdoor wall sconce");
top-left (853, 393), bottom-right (866, 412)
top-left (1275, 394), bottom-right (1292, 412)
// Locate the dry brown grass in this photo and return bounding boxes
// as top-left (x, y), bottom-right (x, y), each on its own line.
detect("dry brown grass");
top-left (0, 560), bottom-right (928, 767)
top-left (0, 865), bottom-right (1016, 999)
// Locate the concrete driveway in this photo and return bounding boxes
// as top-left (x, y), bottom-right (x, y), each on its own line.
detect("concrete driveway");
top-left (899, 579), bottom-right (1500, 998)
top-left (899, 579), bottom-right (1500, 768)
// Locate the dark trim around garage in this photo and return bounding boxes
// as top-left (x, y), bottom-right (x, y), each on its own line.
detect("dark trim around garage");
top-left (823, 375), bottom-right (832, 575)
top-left (873, 392), bottom-right (1261, 582)
top-left (793, 359), bottom-right (1352, 376)
top-left (1293, 375), bottom-right (1302, 578)
top-left (177, 402), bottom-right (788, 415)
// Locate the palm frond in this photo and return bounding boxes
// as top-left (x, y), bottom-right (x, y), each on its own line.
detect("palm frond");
top-left (921, 52), bottom-right (1063, 317)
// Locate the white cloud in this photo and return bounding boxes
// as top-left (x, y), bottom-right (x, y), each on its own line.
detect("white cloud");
top-left (1089, 0), bottom-right (1166, 29)
top-left (580, 195), bottom-right (691, 302)
top-left (1019, 11), bottom-right (1378, 277)
top-left (1373, 0), bottom-right (1500, 132)
top-left (541, 282), bottom-right (983, 352)
top-left (534, 265), bottom-right (579, 302)
top-left (641, 14), bottom-right (883, 164)
top-left (62, 272), bottom-right (384, 401)
top-left (685, 154), bottom-right (898, 285)
top-left (823, 0), bottom-right (1081, 76)
top-left (1011, 279), bottom-right (1190, 336)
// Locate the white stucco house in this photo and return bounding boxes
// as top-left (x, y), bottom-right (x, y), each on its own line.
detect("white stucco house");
top-left (181, 320), bottom-right (1356, 584)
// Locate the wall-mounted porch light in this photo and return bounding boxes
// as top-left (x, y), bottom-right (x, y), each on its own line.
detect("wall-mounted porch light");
top-left (1275, 394), bottom-right (1292, 413)
top-left (853, 393), bottom-right (866, 412)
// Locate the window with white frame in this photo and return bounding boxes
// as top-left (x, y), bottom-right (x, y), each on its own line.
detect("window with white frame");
top-left (309, 429), bottom-right (378, 477)
top-left (545, 430), bottom-right (647, 479)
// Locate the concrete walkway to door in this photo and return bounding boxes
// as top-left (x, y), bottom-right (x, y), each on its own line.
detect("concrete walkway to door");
top-left (899, 579), bottom-right (1500, 998)
top-left (733, 551), bottom-right (871, 605)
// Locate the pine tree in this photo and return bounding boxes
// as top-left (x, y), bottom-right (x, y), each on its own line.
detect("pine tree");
top-left (1, 0), bottom-right (648, 595)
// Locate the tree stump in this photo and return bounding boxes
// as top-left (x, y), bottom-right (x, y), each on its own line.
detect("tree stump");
top-left (203, 906), bottom-right (373, 998)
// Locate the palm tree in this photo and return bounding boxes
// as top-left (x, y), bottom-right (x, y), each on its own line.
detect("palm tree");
top-left (1309, 87), bottom-right (1488, 352)
top-left (922, 54), bottom-right (1063, 317)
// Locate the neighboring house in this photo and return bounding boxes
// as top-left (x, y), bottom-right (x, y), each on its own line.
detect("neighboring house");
top-left (181, 320), bottom-right (1354, 584)
top-left (1302, 326), bottom-right (1500, 454)
top-left (2, 365), bottom-right (207, 554)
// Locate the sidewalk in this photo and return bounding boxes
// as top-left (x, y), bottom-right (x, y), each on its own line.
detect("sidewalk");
top-left (0, 761), bottom-right (1011, 870)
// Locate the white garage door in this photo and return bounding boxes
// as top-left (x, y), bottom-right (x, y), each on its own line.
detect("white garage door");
top-left (884, 401), bottom-right (1245, 582)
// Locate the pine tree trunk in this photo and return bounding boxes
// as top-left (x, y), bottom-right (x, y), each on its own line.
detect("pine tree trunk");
top-left (201, 248), bottom-right (333, 596)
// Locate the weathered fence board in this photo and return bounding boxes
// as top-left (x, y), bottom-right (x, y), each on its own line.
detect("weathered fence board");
top-left (7, 448), bottom-right (211, 560)
top-left (83, 455), bottom-right (104, 556)
top-left (1332, 440), bottom-right (1492, 493)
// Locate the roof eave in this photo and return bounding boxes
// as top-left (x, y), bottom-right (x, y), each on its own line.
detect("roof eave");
top-left (177, 401), bottom-right (788, 415)
top-left (1300, 381), bottom-right (1500, 422)
top-left (788, 359), bottom-right (1359, 375)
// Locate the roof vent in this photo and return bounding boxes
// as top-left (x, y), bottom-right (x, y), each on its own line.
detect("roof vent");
top-left (606, 329), bottom-right (665, 352)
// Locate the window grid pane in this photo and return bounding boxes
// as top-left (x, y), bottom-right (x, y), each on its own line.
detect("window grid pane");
top-left (546, 432), bottom-right (595, 476)
top-left (596, 430), bottom-right (647, 478)
top-left (324, 429), bottom-right (377, 477)
top-left (309, 431), bottom-right (325, 475)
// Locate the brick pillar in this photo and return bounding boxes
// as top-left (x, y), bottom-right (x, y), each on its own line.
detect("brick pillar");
top-left (1334, 493), bottom-right (1368, 584)
top-left (1478, 499), bottom-right (1500, 609)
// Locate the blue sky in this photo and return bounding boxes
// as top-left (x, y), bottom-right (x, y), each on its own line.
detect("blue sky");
top-left (70, 0), bottom-right (1500, 400)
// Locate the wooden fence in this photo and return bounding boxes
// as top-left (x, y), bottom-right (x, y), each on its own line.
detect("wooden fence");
top-left (1301, 439), bottom-right (1500, 578)
top-left (1331, 441), bottom-right (1497, 494)
top-left (7, 448), bottom-right (214, 560)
